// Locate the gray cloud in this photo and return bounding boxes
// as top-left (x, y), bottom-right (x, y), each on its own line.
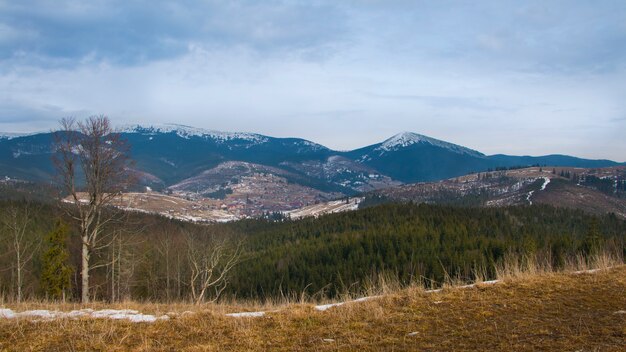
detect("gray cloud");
top-left (0, 0), bottom-right (349, 68)
top-left (1, 1), bottom-right (625, 161)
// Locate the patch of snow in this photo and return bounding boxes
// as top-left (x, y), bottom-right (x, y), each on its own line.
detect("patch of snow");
top-left (426, 279), bottom-right (500, 293)
top-left (314, 295), bottom-right (381, 311)
top-left (0, 308), bottom-right (16, 318)
top-left (352, 295), bottom-right (381, 303)
top-left (225, 311), bottom-right (266, 318)
top-left (0, 308), bottom-right (168, 323)
top-left (481, 280), bottom-right (499, 285)
top-left (527, 178), bottom-right (550, 205)
top-left (458, 280), bottom-right (499, 289)
top-left (314, 302), bottom-right (345, 311)
top-left (526, 190), bottom-right (534, 205)
top-left (407, 332), bottom-right (419, 337)
top-left (117, 204), bottom-right (239, 224)
top-left (0, 132), bottom-right (37, 140)
top-left (286, 197), bottom-right (364, 220)
top-left (613, 310), bottom-right (626, 315)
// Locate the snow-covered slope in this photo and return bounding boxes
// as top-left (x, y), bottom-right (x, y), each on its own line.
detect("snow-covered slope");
top-left (376, 132), bottom-right (484, 157)
top-left (0, 132), bottom-right (36, 140)
top-left (285, 197), bottom-right (364, 219)
top-left (119, 123), bottom-right (269, 144)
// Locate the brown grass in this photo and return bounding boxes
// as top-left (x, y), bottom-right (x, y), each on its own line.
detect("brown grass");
top-left (1, 255), bottom-right (625, 351)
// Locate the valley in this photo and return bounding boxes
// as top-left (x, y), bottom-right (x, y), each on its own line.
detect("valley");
top-left (110, 165), bottom-right (626, 222)
top-left (2, 124), bottom-right (625, 222)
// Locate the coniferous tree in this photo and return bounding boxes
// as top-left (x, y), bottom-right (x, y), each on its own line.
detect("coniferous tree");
top-left (581, 217), bottom-right (602, 256)
top-left (40, 220), bottom-right (72, 300)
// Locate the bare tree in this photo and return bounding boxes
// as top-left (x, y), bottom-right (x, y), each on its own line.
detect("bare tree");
top-left (156, 229), bottom-right (175, 301)
top-left (53, 116), bottom-right (134, 303)
top-left (186, 230), bottom-right (241, 304)
top-left (106, 229), bottom-right (141, 303)
top-left (0, 202), bottom-right (40, 302)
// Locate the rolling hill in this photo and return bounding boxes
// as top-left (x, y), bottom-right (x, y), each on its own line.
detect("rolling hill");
top-left (366, 166), bottom-right (626, 218)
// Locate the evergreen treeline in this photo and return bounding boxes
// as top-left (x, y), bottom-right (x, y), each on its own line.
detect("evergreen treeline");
top-left (1, 199), bottom-right (624, 302)
top-left (225, 203), bottom-right (625, 299)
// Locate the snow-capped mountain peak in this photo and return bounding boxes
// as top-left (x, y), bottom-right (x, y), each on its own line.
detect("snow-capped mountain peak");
top-left (119, 123), bottom-right (269, 144)
top-left (376, 132), bottom-right (484, 157)
top-left (379, 132), bottom-right (426, 150)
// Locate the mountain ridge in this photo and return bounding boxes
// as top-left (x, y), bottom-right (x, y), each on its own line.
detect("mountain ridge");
top-left (2, 124), bottom-right (623, 162)
top-left (1, 124), bottom-right (623, 200)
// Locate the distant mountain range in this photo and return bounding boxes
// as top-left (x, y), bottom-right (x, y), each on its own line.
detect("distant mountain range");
top-left (1, 124), bottom-right (624, 197)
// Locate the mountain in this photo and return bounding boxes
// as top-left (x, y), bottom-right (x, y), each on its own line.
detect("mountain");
top-left (0, 124), bottom-right (622, 203)
top-left (119, 124), bottom-right (334, 188)
top-left (0, 132), bottom-right (58, 181)
top-left (345, 132), bottom-right (493, 182)
top-left (345, 131), bottom-right (623, 183)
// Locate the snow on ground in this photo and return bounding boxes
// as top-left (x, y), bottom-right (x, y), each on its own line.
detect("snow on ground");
top-left (0, 308), bottom-right (169, 323)
top-left (526, 190), bottom-right (535, 205)
top-left (225, 311), bottom-right (266, 318)
top-left (314, 302), bottom-right (345, 312)
top-left (527, 177), bottom-right (551, 205)
top-left (228, 280), bottom-right (505, 317)
top-left (456, 280), bottom-right (499, 289)
top-left (540, 177), bottom-right (550, 191)
top-left (314, 295), bottom-right (382, 311)
top-left (286, 197), bottom-right (364, 220)
top-left (1, 267), bottom-right (606, 322)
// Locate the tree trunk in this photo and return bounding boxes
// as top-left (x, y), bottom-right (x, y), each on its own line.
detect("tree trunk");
top-left (165, 242), bottom-right (171, 302)
top-left (16, 243), bottom-right (22, 303)
top-left (176, 252), bottom-right (181, 300)
top-left (81, 238), bottom-right (90, 303)
top-left (110, 244), bottom-right (116, 303)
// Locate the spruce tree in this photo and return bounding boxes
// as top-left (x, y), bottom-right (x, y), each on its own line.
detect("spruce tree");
top-left (581, 218), bottom-right (602, 256)
top-left (40, 220), bottom-right (72, 300)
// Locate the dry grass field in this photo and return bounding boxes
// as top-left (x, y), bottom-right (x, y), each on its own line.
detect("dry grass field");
top-left (1, 258), bottom-right (625, 351)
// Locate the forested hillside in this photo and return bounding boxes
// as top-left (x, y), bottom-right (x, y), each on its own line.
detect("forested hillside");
top-left (226, 203), bottom-right (626, 299)
top-left (1, 200), bottom-right (624, 303)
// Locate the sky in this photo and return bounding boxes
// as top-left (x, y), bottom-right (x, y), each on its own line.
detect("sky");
top-left (1, 1), bottom-right (625, 160)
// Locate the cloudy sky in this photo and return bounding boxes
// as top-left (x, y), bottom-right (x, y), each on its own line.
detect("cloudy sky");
top-left (1, 1), bottom-right (625, 160)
